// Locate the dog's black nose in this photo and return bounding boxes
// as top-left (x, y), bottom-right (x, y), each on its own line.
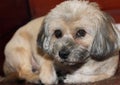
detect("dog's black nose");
top-left (59, 48), bottom-right (70, 59)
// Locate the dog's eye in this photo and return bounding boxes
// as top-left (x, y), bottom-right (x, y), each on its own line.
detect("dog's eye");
top-left (54, 29), bottom-right (62, 38)
top-left (76, 29), bottom-right (86, 38)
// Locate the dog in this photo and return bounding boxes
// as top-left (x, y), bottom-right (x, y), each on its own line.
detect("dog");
top-left (3, 0), bottom-right (120, 84)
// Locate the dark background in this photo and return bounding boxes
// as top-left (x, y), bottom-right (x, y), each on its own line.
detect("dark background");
top-left (0, 0), bottom-right (120, 85)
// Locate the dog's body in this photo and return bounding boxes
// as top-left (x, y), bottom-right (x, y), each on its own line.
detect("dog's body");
top-left (4, 17), bottom-right (58, 84)
top-left (3, 0), bottom-right (120, 84)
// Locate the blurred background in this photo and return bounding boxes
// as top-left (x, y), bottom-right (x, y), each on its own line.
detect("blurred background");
top-left (0, 0), bottom-right (120, 80)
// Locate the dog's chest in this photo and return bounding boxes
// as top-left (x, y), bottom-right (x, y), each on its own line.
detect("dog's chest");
top-left (54, 62), bottom-right (83, 76)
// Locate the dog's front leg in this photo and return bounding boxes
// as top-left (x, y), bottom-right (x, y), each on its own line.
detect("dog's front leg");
top-left (64, 72), bottom-right (112, 84)
top-left (39, 54), bottom-right (58, 84)
top-left (64, 56), bottom-right (119, 84)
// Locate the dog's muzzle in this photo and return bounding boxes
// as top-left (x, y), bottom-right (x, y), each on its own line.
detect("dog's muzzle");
top-left (57, 46), bottom-right (90, 65)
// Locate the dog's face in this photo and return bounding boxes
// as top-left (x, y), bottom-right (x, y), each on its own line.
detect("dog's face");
top-left (37, 1), bottom-right (119, 65)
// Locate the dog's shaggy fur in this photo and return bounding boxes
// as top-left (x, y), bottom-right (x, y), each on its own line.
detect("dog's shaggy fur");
top-left (3, 0), bottom-right (120, 84)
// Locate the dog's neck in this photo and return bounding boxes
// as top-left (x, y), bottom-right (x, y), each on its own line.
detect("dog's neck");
top-left (54, 61), bottom-right (83, 77)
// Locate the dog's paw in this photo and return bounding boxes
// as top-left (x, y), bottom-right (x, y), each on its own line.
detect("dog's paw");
top-left (39, 72), bottom-right (58, 84)
top-left (64, 74), bottom-right (81, 84)
top-left (24, 75), bottom-right (41, 84)
top-left (40, 76), bottom-right (58, 85)
top-left (64, 74), bottom-right (73, 84)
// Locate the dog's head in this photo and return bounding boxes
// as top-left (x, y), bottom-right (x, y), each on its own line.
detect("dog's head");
top-left (37, 0), bottom-right (120, 65)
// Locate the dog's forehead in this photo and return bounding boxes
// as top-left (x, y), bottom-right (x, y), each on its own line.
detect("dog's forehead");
top-left (46, 0), bottom-right (101, 22)
top-left (45, 1), bottom-right (103, 30)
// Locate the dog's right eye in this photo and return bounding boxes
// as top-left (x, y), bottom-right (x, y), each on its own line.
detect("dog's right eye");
top-left (54, 29), bottom-right (62, 38)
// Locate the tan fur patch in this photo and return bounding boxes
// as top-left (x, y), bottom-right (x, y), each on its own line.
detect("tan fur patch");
top-left (37, 47), bottom-right (45, 57)
top-left (15, 47), bottom-right (28, 55)
top-left (15, 47), bottom-right (25, 52)
top-left (19, 31), bottom-right (32, 41)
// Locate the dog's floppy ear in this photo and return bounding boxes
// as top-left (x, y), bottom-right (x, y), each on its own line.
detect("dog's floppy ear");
top-left (37, 20), bottom-right (51, 52)
top-left (37, 21), bottom-right (45, 49)
top-left (90, 13), bottom-right (119, 61)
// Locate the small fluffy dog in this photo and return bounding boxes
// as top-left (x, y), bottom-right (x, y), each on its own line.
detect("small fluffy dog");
top-left (3, 0), bottom-right (120, 84)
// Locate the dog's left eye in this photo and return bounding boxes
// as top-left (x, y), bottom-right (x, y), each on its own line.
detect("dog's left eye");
top-left (76, 29), bottom-right (86, 38)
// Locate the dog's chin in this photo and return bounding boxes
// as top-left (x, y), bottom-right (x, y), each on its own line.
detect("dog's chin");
top-left (61, 61), bottom-right (80, 66)
top-left (54, 57), bottom-right (84, 66)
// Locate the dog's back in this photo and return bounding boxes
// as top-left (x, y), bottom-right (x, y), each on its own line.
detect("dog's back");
top-left (3, 17), bottom-right (44, 83)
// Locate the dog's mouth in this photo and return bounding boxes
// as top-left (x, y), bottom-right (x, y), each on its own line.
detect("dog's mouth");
top-left (53, 57), bottom-right (78, 66)
top-left (61, 61), bottom-right (78, 65)
top-left (61, 58), bottom-right (88, 66)
top-left (55, 57), bottom-right (87, 66)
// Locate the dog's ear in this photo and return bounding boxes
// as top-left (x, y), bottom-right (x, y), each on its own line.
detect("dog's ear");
top-left (37, 19), bottom-right (52, 52)
top-left (90, 13), bottom-right (119, 61)
top-left (37, 20), bottom-right (45, 49)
